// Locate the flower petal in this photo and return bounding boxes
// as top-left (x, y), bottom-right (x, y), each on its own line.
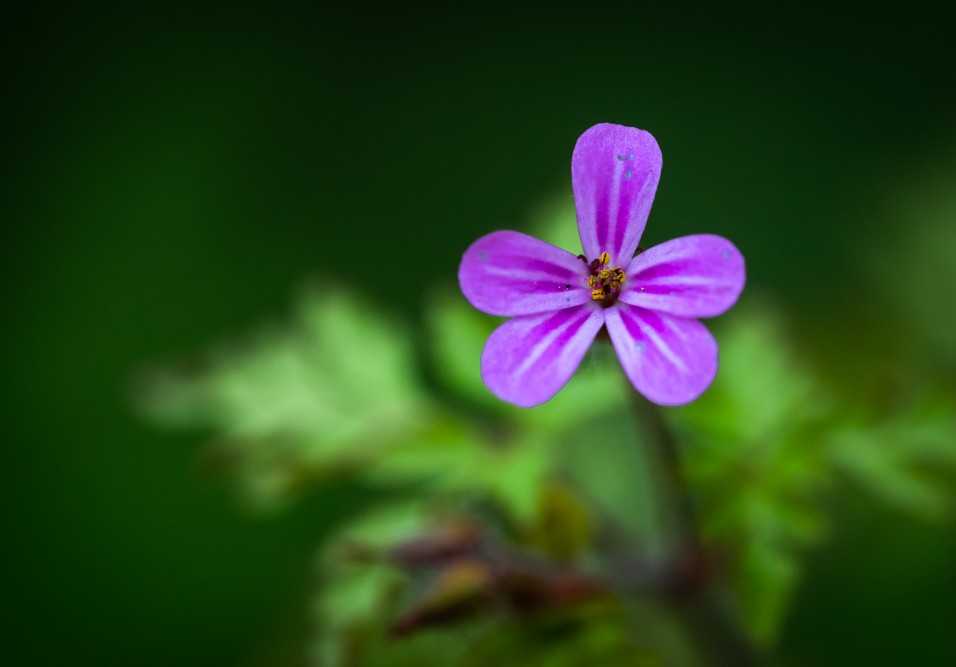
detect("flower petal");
top-left (620, 235), bottom-right (745, 317)
top-left (605, 303), bottom-right (717, 406)
top-left (459, 230), bottom-right (591, 316)
top-left (572, 123), bottom-right (662, 265)
top-left (481, 305), bottom-right (604, 407)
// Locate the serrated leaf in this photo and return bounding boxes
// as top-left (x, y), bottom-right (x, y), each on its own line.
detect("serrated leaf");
top-left (135, 285), bottom-right (433, 510)
top-left (672, 300), bottom-right (835, 645)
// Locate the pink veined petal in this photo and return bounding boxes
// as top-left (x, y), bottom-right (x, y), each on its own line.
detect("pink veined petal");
top-left (481, 305), bottom-right (605, 407)
top-left (620, 234), bottom-right (746, 318)
top-left (572, 123), bottom-right (662, 266)
top-left (605, 303), bottom-right (718, 406)
top-left (459, 230), bottom-right (592, 317)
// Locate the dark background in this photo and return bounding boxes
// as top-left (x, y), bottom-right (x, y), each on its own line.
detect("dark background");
top-left (4, 5), bottom-right (955, 665)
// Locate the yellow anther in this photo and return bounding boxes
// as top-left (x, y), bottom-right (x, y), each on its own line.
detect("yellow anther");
top-left (587, 252), bottom-right (627, 303)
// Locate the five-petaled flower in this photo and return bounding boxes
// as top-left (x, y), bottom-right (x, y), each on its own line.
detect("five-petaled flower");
top-left (458, 123), bottom-right (745, 407)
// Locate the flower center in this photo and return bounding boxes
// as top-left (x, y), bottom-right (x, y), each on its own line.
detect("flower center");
top-left (579, 252), bottom-right (626, 304)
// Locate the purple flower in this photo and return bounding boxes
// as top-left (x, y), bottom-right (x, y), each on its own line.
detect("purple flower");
top-left (458, 123), bottom-right (745, 407)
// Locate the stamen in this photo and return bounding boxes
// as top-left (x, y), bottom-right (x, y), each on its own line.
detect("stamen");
top-left (583, 250), bottom-right (626, 305)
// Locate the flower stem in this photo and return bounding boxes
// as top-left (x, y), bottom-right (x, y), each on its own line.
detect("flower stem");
top-left (631, 394), bottom-right (762, 667)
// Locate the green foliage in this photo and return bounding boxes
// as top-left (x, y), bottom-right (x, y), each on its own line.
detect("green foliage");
top-left (676, 301), bottom-right (834, 645)
top-left (136, 286), bottom-right (432, 512)
top-left (137, 219), bottom-right (956, 663)
top-left (312, 502), bottom-right (436, 667)
top-left (826, 393), bottom-right (956, 518)
top-left (457, 601), bottom-right (660, 667)
top-left (677, 299), bottom-right (956, 645)
top-left (425, 277), bottom-right (660, 544)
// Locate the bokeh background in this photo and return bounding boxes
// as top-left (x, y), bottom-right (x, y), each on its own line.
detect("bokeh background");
top-left (5, 5), bottom-right (956, 665)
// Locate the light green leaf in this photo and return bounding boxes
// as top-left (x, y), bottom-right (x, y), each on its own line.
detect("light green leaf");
top-left (135, 285), bottom-right (433, 511)
top-left (673, 300), bottom-right (834, 645)
top-left (425, 291), bottom-right (507, 412)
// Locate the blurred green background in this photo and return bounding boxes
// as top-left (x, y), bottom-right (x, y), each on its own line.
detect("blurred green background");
top-left (4, 5), bottom-right (956, 665)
